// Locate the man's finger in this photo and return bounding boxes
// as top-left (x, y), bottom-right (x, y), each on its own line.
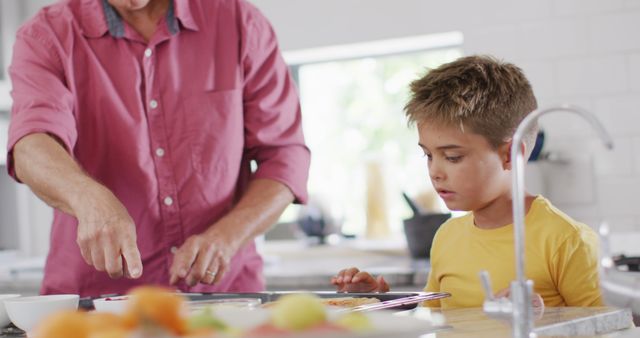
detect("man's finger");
top-left (169, 243), bottom-right (199, 284)
top-left (212, 255), bottom-right (227, 284)
top-left (103, 237), bottom-right (124, 279)
top-left (186, 247), bottom-right (215, 286)
top-left (78, 242), bottom-right (93, 267)
top-left (91, 245), bottom-right (106, 272)
top-left (121, 236), bottom-right (142, 279)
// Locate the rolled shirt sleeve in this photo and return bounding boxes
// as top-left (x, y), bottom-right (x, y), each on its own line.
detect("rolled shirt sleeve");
top-left (239, 0), bottom-right (310, 204)
top-left (6, 23), bottom-right (77, 180)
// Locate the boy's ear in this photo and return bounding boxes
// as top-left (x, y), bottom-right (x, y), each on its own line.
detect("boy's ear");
top-left (500, 140), bottom-right (526, 171)
top-left (500, 142), bottom-right (512, 170)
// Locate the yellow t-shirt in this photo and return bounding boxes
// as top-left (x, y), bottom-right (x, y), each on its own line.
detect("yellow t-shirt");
top-left (424, 195), bottom-right (603, 308)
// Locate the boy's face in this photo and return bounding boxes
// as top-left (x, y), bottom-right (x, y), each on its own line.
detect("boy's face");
top-left (417, 120), bottom-right (512, 212)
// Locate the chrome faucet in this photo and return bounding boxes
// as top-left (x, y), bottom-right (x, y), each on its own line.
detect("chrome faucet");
top-left (509, 104), bottom-right (613, 338)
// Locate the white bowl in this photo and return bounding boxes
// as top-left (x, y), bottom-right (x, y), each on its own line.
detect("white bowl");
top-left (93, 296), bottom-right (130, 314)
top-left (0, 294), bottom-right (21, 327)
top-left (4, 294), bottom-right (79, 332)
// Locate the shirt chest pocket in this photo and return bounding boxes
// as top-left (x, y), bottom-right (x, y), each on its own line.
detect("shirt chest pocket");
top-left (180, 89), bottom-right (244, 177)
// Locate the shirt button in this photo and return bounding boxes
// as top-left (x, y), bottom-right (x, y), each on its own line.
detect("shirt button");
top-left (170, 246), bottom-right (178, 254)
top-left (144, 48), bottom-right (153, 57)
top-left (164, 196), bottom-right (173, 206)
top-left (155, 148), bottom-right (165, 157)
top-left (149, 100), bottom-right (158, 109)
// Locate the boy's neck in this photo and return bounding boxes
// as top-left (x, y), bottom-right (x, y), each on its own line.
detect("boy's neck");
top-left (473, 194), bottom-right (537, 229)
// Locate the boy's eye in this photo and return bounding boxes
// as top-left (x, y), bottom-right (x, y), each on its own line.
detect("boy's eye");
top-left (446, 156), bottom-right (463, 163)
top-left (424, 153), bottom-right (433, 160)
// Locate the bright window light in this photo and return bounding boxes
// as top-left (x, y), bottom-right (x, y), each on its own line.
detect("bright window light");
top-left (281, 33), bottom-right (464, 237)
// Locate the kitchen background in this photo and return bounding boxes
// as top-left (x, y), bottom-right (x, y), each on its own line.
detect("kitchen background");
top-left (0, 0), bottom-right (639, 292)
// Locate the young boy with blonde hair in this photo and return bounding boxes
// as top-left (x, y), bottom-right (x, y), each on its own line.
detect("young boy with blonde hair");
top-left (332, 55), bottom-right (602, 308)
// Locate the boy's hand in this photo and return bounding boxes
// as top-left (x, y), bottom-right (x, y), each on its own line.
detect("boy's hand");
top-left (494, 288), bottom-right (545, 310)
top-left (331, 267), bottom-right (390, 293)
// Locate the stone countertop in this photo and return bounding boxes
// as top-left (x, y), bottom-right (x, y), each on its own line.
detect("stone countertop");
top-left (426, 306), bottom-right (634, 337)
top-left (1, 305), bottom-right (633, 338)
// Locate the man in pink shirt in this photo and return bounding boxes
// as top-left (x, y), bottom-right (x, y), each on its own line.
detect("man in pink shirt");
top-left (6, 0), bottom-right (310, 297)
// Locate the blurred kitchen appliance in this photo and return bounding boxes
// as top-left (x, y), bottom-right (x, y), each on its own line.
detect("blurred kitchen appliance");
top-left (402, 192), bottom-right (450, 258)
top-left (599, 224), bottom-right (640, 315)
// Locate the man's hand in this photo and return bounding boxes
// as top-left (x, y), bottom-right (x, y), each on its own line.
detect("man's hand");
top-left (331, 267), bottom-right (390, 293)
top-left (168, 179), bottom-right (294, 287)
top-left (12, 133), bottom-right (143, 279)
top-left (169, 228), bottom-right (237, 287)
top-left (75, 186), bottom-right (142, 279)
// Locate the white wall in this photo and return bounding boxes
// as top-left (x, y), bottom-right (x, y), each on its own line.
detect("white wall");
top-left (251, 0), bottom-right (640, 251)
top-left (0, 0), bottom-right (53, 257)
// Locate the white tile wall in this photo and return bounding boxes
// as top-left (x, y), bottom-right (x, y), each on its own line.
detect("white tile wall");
top-left (537, 98), bottom-right (597, 139)
top-left (634, 137), bottom-right (640, 175)
top-left (555, 55), bottom-right (628, 96)
top-left (628, 53), bottom-right (640, 93)
top-left (253, 0), bottom-right (640, 252)
top-left (594, 95), bottom-right (640, 137)
top-left (624, 0), bottom-right (640, 10)
top-left (464, 25), bottom-right (523, 61)
top-left (587, 137), bottom-right (634, 177)
top-left (518, 61), bottom-right (555, 99)
top-left (518, 19), bottom-right (591, 59)
top-left (610, 231), bottom-right (640, 255)
top-left (552, 0), bottom-right (625, 17)
top-left (591, 12), bottom-right (640, 53)
top-left (597, 177), bottom-right (640, 215)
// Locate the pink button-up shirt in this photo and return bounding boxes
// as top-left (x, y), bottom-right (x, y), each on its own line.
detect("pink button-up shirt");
top-left (7, 0), bottom-right (309, 297)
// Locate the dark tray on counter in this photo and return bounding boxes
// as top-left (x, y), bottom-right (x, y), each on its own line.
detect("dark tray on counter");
top-left (0, 325), bottom-right (24, 338)
top-left (79, 291), bottom-right (434, 311)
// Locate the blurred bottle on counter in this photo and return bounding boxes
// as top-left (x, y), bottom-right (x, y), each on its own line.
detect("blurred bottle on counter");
top-left (365, 160), bottom-right (391, 239)
top-left (413, 188), bottom-right (443, 213)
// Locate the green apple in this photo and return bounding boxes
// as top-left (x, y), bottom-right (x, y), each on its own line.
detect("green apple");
top-left (187, 307), bottom-right (227, 332)
top-left (271, 294), bottom-right (327, 331)
top-left (335, 312), bottom-right (372, 332)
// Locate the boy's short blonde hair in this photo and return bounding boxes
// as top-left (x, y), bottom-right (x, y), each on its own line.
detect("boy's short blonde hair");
top-left (405, 55), bottom-right (539, 157)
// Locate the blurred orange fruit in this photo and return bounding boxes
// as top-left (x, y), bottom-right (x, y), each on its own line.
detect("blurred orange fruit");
top-left (86, 312), bottom-right (130, 331)
top-left (87, 328), bottom-right (130, 338)
top-left (124, 286), bottom-right (188, 335)
top-left (183, 327), bottom-right (218, 337)
top-left (34, 310), bottom-right (89, 338)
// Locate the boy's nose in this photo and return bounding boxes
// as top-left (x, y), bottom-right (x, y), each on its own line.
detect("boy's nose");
top-left (429, 164), bottom-right (445, 182)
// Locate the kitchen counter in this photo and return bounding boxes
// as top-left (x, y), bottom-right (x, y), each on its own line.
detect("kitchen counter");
top-left (426, 306), bottom-right (634, 337)
top-left (261, 238), bottom-right (428, 291)
top-left (0, 238), bottom-right (427, 294)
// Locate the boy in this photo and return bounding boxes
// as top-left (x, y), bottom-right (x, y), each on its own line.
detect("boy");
top-left (331, 55), bottom-right (602, 308)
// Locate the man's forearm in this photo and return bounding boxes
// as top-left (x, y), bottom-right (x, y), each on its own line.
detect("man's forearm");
top-left (207, 178), bottom-right (294, 250)
top-left (13, 133), bottom-right (102, 216)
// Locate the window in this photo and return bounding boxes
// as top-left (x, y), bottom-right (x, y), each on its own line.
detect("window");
top-left (0, 1), bottom-right (23, 163)
top-left (0, 0), bottom-right (24, 111)
top-left (0, 14), bottom-right (4, 82)
top-left (283, 33), bottom-right (463, 236)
